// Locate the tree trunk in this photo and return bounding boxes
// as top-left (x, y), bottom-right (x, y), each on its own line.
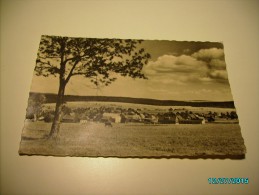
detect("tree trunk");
top-left (33, 114), bottom-right (37, 122)
top-left (48, 81), bottom-right (66, 139)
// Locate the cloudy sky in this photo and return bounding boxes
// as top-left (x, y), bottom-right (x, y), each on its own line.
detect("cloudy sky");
top-left (31, 39), bottom-right (234, 101)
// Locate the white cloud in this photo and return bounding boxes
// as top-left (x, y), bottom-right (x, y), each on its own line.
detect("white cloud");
top-left (198, 77), bottom-right (213, 82)
top-left (191, 48), bottom-right (227, 79)
top-left (140, 49), bottom-right (231, 100)
top-left (142, 53), bottom-right (228, 85)
top-left (191, 48), bottom-right (224, 60)
top-left (209, 70), bottom-right (228, 80)
top-left (142, 54), bottom-right (207, 76)
top-left (209, 59), bottom-right (226, 70)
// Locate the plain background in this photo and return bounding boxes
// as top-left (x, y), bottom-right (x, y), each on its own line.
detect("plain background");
top-left (1, 0), bottom-right (258, 194)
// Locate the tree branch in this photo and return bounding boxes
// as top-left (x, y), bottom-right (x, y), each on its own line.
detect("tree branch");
top-left (64, 52), bottom-right (89, 64)
top-left (36, 61), bottom-right (53, 67)
top-left (40, 56), bottom-right (60, 59)
top-left (65, 60), bottom-right (80, 84)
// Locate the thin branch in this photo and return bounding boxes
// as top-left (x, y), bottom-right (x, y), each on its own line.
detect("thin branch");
top-left (63, 53), bottom-right (89, 64)
top-left (36, 60), bottom-right (55, 68)
top-left (39, 56), bottom-right (60, 59)
top-left (63, 57), bottom-right (77, 64)
top-left (65, 60), bottom-right (80, 84)
top-left (70, 72), bottom-right (92, 76)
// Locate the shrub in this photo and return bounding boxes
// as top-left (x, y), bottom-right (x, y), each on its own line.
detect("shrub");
top-left (43, 111), bottom-right (55, 122)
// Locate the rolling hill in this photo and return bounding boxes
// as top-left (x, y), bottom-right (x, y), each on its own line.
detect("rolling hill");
top-left (29, 92), bottom-right (236, 108)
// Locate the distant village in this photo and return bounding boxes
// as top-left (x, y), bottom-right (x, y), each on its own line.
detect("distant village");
top-left (28, 104), bottom-right (239, 125)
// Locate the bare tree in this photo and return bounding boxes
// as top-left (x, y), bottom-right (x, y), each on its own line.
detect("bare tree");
top-left (35, 35), bottom-right (151, 138)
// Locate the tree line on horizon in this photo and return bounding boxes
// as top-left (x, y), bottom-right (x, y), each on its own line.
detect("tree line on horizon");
top-left (28, 92), bottom-right (236, 108)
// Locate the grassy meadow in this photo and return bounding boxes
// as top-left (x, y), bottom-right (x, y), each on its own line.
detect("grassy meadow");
top-left (19, 121), bottom-right (246, 158)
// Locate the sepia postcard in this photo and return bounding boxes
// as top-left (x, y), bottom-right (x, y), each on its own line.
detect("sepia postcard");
top-left (19, 35), bottom-right (246, 158)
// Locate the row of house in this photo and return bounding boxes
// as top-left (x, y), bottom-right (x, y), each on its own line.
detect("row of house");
top-left (38, 105), bottom-right (237, 125)
top-left (61, 111), bottom-right (206, 125)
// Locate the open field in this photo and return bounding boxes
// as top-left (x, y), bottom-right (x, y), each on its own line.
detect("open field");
top-left (19, 121), bottom-right (246, 158)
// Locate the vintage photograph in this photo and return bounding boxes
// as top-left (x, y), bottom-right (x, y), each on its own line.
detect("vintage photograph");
top-left (19, 35), bottom-right (246, 158)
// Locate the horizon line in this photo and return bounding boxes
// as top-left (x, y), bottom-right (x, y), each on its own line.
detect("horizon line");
top-left (29, 91), bottom-right (234, 103)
